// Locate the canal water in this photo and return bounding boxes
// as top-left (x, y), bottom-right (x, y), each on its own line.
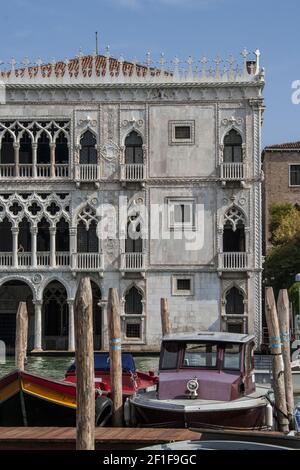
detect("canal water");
top-left (0, 355), bottom-right (159, 380)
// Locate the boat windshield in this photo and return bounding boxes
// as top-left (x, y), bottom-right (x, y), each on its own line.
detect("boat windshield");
top-left (223, 343), bottom-right (241, 370)
top-left (182, 343), bottom-right (218, 368)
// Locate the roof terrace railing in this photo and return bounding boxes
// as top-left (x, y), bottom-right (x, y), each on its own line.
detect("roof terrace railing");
top-left (0, 49), bottom-right (264, 86)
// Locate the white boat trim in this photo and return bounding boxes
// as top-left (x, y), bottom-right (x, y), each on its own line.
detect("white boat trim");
top-left (130, 386), bottom-right (270, 413)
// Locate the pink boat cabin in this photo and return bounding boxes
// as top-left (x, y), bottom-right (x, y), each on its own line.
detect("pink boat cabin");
top-left (158, 331), bottom-right (256, 401)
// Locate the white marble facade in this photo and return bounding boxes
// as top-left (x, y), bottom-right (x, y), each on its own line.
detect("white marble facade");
top-left (0, 51), bottom-right (265, 351)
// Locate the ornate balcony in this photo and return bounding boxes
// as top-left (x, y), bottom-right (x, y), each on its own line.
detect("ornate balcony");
top-left (121, 252), bottom-right (145, 272)
top-left (73, 253), bottom-right (103, 271)
top-left (75, 164), bottom-right (101, 182)
top-left (220, 162), bottom-right (245, 181)
top-left (0, 164), bottom-right (69, 179)
top-left (219, 252), bottom-right (248, 271)
top-left (120, 163), bottom-right (145, 182)
top-left (0, 252), bottom-right (71, 270)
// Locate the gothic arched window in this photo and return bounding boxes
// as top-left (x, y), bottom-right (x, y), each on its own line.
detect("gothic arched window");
top-left (19, 133), bottom-right (32, 164)
top-left (55, 131), bottom-right (69, 164)
top-left (125, 286), bottom-right (143, 315)
top-left (0, 217), bottom-right (12, 252)
top-left (80, 130), bottom-right (97, 164)
top-left (56, 218), bottom-right (69, 252)
top-left (223, 207), bottom-right (246, 252)
top-left (1, 131), bottom-right (14, 164)
top-left (125, 131), bottom-right (143, 164)
top-left (225, 287), bottom-right (244, 315)
top-left (77, 206), bottom-right (99, 253)
top-left (37, 131), bottom-right (50, 164)
top-left (223, 129), bottom-right (242, 163)
top-left (125, 217), bottom-right (142, 253)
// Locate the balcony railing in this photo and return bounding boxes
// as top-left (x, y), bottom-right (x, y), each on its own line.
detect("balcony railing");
top-left (56, 252), bottom-right (70, 266)
top-left (37, 252), bottom-right (50, 267)
top-left (0, 164), bottom-right (69, 179)
top-left (220, 162), bottom-right (244, 180)
top-left (120, 163), bottom-right (145, 182)
top-left (220, 252), bottom-right (248, 270)
top-left (121, 252), bottom-right (145, 271)
top-left (76, 164), bottom-right (100, 181)
top-left (0, 253), bottom-right (13, 267)
top-left (18, 252), bottom-right (32, 267)
top-left (73, 253), bottom-right (103, 271)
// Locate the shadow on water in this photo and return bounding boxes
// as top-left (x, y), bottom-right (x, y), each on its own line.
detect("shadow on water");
top-left (0, 355), bottom-right (159, 380)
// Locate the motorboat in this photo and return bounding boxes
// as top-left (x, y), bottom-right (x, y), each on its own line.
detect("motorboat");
top-left (127, 331), bottom-right (273, 430)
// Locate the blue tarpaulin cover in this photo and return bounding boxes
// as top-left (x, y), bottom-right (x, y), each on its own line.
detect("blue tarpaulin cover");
top-left (67, 352), bottom-right (136, 373)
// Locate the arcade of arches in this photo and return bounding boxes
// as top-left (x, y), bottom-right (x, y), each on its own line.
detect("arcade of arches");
top-left (0, 279), bottom-right (103, 351)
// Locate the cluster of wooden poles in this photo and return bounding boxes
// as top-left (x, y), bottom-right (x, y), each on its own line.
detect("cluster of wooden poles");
top-left (265, 287), bottom-right (295, 432)
top-left (14, 277), bottom-right (172, 450)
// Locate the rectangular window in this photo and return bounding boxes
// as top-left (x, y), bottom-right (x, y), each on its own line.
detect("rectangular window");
top-left (223, 344), bottom-right (241, 370)
top-left (160, 341), bottom-right (180, 370)
top-left (177, 279), bottom-right (191, 291)
top-left (169, 120), bottom-right (195, 145)
top-left (175, 126), bottom-right (191, 140)
top-left (182, 343), bottom-right (218, 368)
top-left (290, 165), bottom-right (300, 186)
top-left (172, 274), bottom-right (194, 296)
top-left (167, 198), bottom-right (195, 230)
top-left (126, 323), bottom-right (141, 338)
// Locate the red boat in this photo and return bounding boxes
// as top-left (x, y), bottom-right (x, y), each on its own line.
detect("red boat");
top-left (0, 370), bottom-right (112, 426)
top-left (65, 352), bottom-right (158, 398)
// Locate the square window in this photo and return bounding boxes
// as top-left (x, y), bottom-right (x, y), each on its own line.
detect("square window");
top-left (167, 198), bottom-right (195, 230)
top-left (290, 165), bottom-right (300, 186)
top-left (126, 323), bottom-right (141, 338)
top-left (172, 275), bottom-right (194, 296)
top-left (169, 120), bottom-right (195, 145)
top-left (174, 126), bottom-right (191, 140)
top-left (177, 278), bottom-right (191, 291)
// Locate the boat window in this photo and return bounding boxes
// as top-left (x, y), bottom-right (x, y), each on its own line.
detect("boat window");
top-left (183, 343), bottom-right (217, 368)
top-left (223, 343), bottom-right (241, 370)
top-left (160, 342), bottom-right (180, 369)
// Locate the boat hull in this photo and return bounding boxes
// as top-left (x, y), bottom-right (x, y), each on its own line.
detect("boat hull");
top-left (129, 388), bottom-right (271, 430)
top-left (0, 371), bottom-right (111, 427)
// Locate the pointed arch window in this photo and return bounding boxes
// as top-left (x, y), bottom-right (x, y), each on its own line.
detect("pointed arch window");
top-left (55, 131), bottom-right (69, 164)
top-left (18, 217), bottom-right (31, 252)
top-left (125, 217), bottom-right (143, 253)
top-left (125, 131), bottom-right (143, 164)
top-left (125, 286), bottom-right (143, 315)
top-left (224, 129), bottom-right (242, 163)
top-left (124, 286), bottom-right (144, 340)
top-left (0, 217), bottom-right (12, 252)
top-left (223, 207), bottom-right (246, 252)
top-left (56, 218), bottom-right (69, 252)
top-left (225, 287), bottom-right (244, 315)
top-left (77, 206), bottom-right (99, 253)
top-left (19, 133), bottom-right (32, 164)
top-left (37, 131), bottom-right (50, 164)
top-left (80, 130), bottom-right (97, 164)
top-left (1, 131), bottom-right (14, 164)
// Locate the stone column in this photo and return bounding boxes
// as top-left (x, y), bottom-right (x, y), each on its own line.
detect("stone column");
top-left (12, 227), bottom-right (19, 268)
top-left (69, 227), bottom-right (77, 269)
top-left (32, 143), bottom-right (37, 178)
top-left (32, 300), bottom-right (43, 351)
top-left (14, 143), bottom-right (20, 177)
top-left (31, 226), bottom-right (38, 268)
top-left (49, 226), bottom-right (56, 267)
top-left (67, 299), bottom-right (75, 351)
top-left (50, 142), bottom-right (56, 178)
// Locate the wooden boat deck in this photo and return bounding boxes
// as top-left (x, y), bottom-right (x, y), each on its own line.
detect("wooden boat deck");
top-left (0, 427), bottom-right (200, 450)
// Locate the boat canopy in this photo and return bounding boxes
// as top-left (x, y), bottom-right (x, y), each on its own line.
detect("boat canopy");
top-left (67, 352), bottom-right (136, 373)
top-left (162, 331), bottom-right (255, 345)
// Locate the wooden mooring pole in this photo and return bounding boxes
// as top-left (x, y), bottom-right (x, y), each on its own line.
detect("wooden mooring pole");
top-left (107, 288), bottom-right (123, 427)
top-left (74, 277), bottom-right (95, 450)
top-left (277, 289), bottom-right (294, 424)
top-left (15, 302), bottom-right (28, 371)
top-left (160, 298), bottom-right (171, 336)
top-left (265, 287), bottom-right (289, 432)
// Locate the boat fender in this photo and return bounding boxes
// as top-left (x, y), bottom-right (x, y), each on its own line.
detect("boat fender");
top-left (95, 395), bottom-right (112, 427)
top-left (266, 402), bottom-right (273, 429)
top-left (124, 397), bottom-right (131, 426)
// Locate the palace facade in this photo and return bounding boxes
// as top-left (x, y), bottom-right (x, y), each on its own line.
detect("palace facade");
top-left (0, 50), bottom-right (265, 352)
